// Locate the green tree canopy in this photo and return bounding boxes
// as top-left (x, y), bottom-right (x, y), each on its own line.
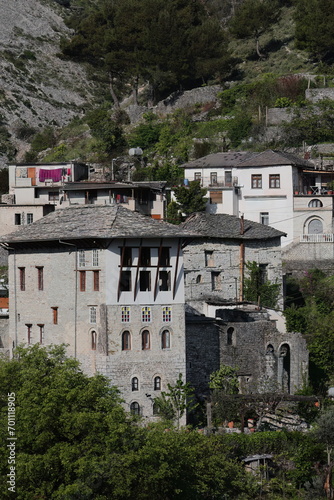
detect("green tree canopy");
top-left (62, 0), bottom-right (232, 104)
top-left (229, 0), bottom-right (281, 58)
top-left (294, 0), bottom-right (334, 62)
top-left (173, 180), bottom-right (207, 217)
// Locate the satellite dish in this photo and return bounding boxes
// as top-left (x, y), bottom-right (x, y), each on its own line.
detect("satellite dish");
top-left (129, 147), bottom-right (143, 156)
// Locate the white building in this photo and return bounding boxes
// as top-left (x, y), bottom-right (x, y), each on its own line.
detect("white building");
top-left (181, 150), bottom-right (334, 248)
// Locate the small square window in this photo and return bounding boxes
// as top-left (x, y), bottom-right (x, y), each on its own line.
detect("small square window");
top-left (269, 174), bottom-right (280, 188)
top-left (121, 306), bottom-right (130, 323)
top-left (162, 306), bottom-right (172, 323)
top-left (142, 306), bottom-right (151, 323)
top-left (252, 174), bottom-right (262, 189)
top-left (78, 250), bottom-right (85, 268)
top-left (89, 306), bottom-right (97, 324)
top-left (92, 249), bottom-right (99, 267)
top-left (260, 212), bottom-right (269, 225)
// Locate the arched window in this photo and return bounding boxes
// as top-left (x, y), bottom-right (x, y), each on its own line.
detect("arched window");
top-left (308, 218), bottom-right (323, 234)
top-left (131, 377), bottom-right (139, 391)
top-left (122, 331), bottom-right (131, 350)
top-left (161, 330), bottom-right (170, 349)
top-left (154, 376), bottom-right (161, 391)
top-left (142, 330), bottom-right (150, 350)
top-left (227, 327), bottom-right (234, 346)
top-left (308, 199), bottom-right (323, 208)
top-left (130, 402), bottom-right (140, 415)
top-left (91, 330), bottom-right (97, 350)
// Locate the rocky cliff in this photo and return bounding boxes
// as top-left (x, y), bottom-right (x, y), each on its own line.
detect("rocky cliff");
top-left (0, 0), bottom-right (97, 164)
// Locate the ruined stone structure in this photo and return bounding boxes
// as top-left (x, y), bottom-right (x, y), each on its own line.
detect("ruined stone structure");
top-left (182, 213), bottom-right (308, 399)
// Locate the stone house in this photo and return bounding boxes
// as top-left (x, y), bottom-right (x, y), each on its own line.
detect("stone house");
top-left (1, 204), bottom-right (195, 419)
top-left (181, 212), bottom-right (285, 310)
top-left (181, 212), bottom-right (308, 399)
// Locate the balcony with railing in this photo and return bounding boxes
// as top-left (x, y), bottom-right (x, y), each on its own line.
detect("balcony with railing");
top-left (208, 176), bottom-right (239, 188)
top-left (300, 234), bottom-right (334, 243)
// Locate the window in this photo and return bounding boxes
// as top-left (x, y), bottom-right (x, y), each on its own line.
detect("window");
top-left (140, 271), bottom-right (151, 291)
top-left (15, 213), bottom-right (21, 225)
top-left (162, 306), bottom-right (172, 323)
top-left (142, 306), bottom-right (151, 322)
top-left (122, 247), bottom-right (132, 266)
top-left (225, 171), bottom-right (232, 186)
top-left (194, 172), bottom-right (201, 182)
top-left (27, 213), bottom-right (33, 224)
top-left (130, 402), bottom-right (140, 415)
top-left (36, 266), bottom-right (44, 291)
top-left (154, 376), bottom-right (161, 390)
top-left (308, 199), bottom-right (323, 208)
top-left (79, 271), bottom-right (86, 291)
top-left (260, 212), bottom-right (269, 225)
top-left (92, 249), bottom-right (99, 267)
top-left (142, 330), bottom-right (150, 350)
top-left (211, 271), bottom-right (221, 291)
top-left (78, 250), bottom-right (85, 268)
top-left (37, 324), bottom-right (44, 344)
top-left (205, 250), bottom-right (214, 267)
top-left (252, 174), bottom-right (262, 188)
top-left (48, 192), bottom-right (59, 202)
top-left (196, 275), bottom-right (202, 284)
top-left (210, 172), bottom-right (217, 185)
top-left (269, 174), bottom-right (280, 188)
top-left (227, 327), bottom-right (234, 346)
top-left (308, 218), bottom-right (323, 234)
top-left (93, 270), bottom-right (99, 291)
top-left (91, 330), bottom-right (97, 350)
top-left (132, 377), bottom-right (139, 391)
top-left (26, 324), bottom-right (32, 344)
top-left (209, 191), bottom-right (222, 204)
top-left (159, 247), bottom-right (170, 267)
top-left (19, 267), bottom-right (25, 291)
top-left (161, 330), bottom-right (170, 349)
top-left (159, 271), bottom-right (170, 291)
top-left (121, 306), bottom-right (130, 323)
top-left (51, 307), bottom-right (58, 325)
top-left (89, 306), bottom-right (97, 324)
top-left (120, 271), bottom-right (131, 292)
top-left (122, 331), bottom-right (131, 350)
top-left (140, 247), bottom-right (150, 266)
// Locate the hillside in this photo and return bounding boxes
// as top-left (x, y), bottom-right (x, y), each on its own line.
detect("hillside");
top-left (0, 0), bottom-right (102, 165)
top-left (0, 0), bottom-right (332, 171)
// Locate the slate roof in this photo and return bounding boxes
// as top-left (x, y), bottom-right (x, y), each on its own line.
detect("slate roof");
top-left (181, 151), bottom-right (253, 169)
top-left (181, 150), bottom-right (313, 170)
top-left (237, 150), bottom-right (314, 168)
top-left (181, 212), bottom-right (286, 240)
top-left (0, 205), bottom-right (196, 245)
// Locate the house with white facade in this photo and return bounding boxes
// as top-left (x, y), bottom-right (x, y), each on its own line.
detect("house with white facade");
top-left (1, 205), bottom-right (195, 419)
top-left (181, 150), bottom-right (334, 249)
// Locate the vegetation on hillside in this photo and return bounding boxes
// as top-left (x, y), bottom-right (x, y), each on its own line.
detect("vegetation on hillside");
top-left (284, 269), bottom-right (334, 394)
top-left (1, 344), bottom-right (333, 499)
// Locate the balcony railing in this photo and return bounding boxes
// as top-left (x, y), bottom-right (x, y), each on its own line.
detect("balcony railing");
top-left (208, 177), bottom-right (239, 188)
top-left (300, 234), bottom-right (334, 243)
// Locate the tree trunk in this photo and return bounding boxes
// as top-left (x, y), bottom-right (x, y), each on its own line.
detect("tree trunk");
top-left (108, 72), bottom-right (120, 109)
top-left (255, 38), bottom-right (265, 59)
